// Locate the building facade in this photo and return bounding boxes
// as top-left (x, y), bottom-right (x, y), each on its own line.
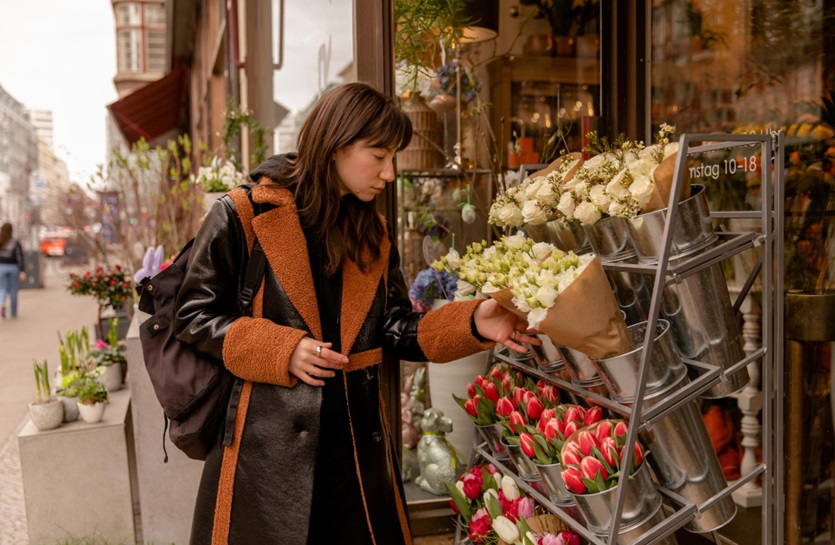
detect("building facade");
top-left (0, 84), bottom-right (38, 242)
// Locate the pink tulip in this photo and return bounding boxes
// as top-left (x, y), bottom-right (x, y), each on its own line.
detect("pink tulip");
top-left (561, 467), bottom-right (587, 494)
top-left (563, 421), bottom-right (579, 439)
top-left (561, 448), bottom-right (582, 467)
top-left (526, 397), bottom-right (544, 421)
top-left (583, 406), bottom-right (603, 426)
top-left (520, 432), bottom-right (537, 458)
top-left (483, 382), bottom-right (500, 403)
top-left (580, 456), bottom-right (608, 481)
top-left (496, 397), bottom-right (515, 417)
top-left (464, 396), bottom-right (479, 417)
top-left (557, 530), bottom-right (581, 545)
top-left (594, 420), bottom-right (613, 441)
top-left (517, 496), bottom-right (536, 519)
top-left (577, 430), bottom-right (599, 456)
top-left (509, 410), bottom-right (527, 433)
top-left (513, 387), bottom-right (530, 406)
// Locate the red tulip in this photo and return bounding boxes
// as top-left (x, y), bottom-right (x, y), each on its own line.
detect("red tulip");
top-left (594, 420), bottom-right (613, 442)
top-left (580, 456), bottom-right (608, 481)
top-left (562, 467), bottom-right (587, 494)
top-left (584, 406), bottom-right (603, 426)
top-left (475, 375), bottom-right (488, 388)
top-left (563, 421), bottom-right (579, 439)
top-left (464, 396), bottom-right (480, 417)
top-left (496, 397), bottom-right (515, 417)
top-left (509, 411), bottom-right (527, 433)
top-left (561, 448), bottom-right (582, 467)
top-left (577, 430), bottom-right (599, 456)
top-left (448, 498), bottom-right (459, 514)
top-left (614, 421), bottom-right (628, 439)
top-left (520, 432), bottom-right (537, 458)
top-left (467, 382), bottom-right (477, 398)
top-left (526, 397), bottom-right (544, 421)
top-left (558, 530), bottom-right (581, 545)
top-left (513, 387), bottom-right (530, 406)
top-left (562, 440), bottom-right (582, 460)
top-left (543, 418), bottom-right (561, 441)
top-left (483, 382), bottom-right (500, 403)
top-left (540, 408), bottom-right (557, 422)
top-left (468, 513), bottom-right (493, 542)
top-left (502, 375), bottom-right (511, 392)
top-left (621, 443), bottom-right (645, 470)
top-left (461, 473), bottom-right (483, 499)
top-left (563, 406), bottom-right (584, 425)
top-left (490, 367), bottom-right (505, 380)
top-left (600, 437), bottom-right (619, 468)
top-left (523, 390), bottom-right (538, 405)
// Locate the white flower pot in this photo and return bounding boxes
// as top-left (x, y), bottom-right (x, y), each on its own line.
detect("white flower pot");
top-left (98, 364), bottom-right (123, 392)
top-left (29, 399), bottom-right (64, 431)
top-left (77, 401), bottom-right (107, 424)
top-left (57, 395), bottom-right (79, 422)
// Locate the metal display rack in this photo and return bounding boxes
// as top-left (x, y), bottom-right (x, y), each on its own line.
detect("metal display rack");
top-left (465, 133), bottom-right (785, 545)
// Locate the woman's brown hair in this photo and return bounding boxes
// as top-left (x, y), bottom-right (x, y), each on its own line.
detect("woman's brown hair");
top-left (289, 82), bottom-right (412, 275)
top-left (0, 223), bottom-right (12, 249)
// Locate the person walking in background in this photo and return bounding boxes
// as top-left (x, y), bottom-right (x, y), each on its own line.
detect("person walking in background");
top-left (0, 222), bottom-right (26, 319)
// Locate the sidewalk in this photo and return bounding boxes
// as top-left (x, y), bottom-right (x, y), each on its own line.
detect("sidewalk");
top-left (0, 259), bottom-right (97, 545)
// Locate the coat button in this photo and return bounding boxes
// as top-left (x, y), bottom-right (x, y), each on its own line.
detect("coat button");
top-left (365, 367), bottom-right (374, 380)
top-left (372, 431), bottom-right (382, 442)
top-left (147, 284), bottom-right (154, 292)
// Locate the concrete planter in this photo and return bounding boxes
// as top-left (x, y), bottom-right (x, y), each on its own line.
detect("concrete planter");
top-left (29, 399), bottom-right (63, 431)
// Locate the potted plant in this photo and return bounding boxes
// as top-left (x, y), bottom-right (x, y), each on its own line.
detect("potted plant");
top-left (88, 317), bottom-right (127, 392)
top-left (66, 265), bottom-right (134, 340)
top-left (54, 327), bottom-right (91, 422)
top-left (193, 154), bottom-right (246, 211)
top-left (65, 375), bottom-right (109, 424)
top-left (29, 360), bottom-right (63, 431)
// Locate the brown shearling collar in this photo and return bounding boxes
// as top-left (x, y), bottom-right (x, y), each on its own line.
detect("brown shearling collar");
top-left (248, 179), bottom-right (391, 356)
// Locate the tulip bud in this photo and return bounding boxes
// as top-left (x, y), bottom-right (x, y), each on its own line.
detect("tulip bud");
top-left (475, 375), bottom-right (488, 388)
top-left (544, 418), bottom-right (561, 441)
top-left (621, 443), bottom-right (645, 470)
top-left (561, 448), bottom-right (582, 467)
top-left (558, 530), bottom-right (581, 545)
top-left (577, 430), bottom-right (599, 456)
top-left (594, 420), bottom-right (613, 442)
top-left (518, 497), bottom-right (536, 520)
top-left (493, 516), bottom-right (521, 544)
top-left (561, 467), bottom-right (587, 494)
top-left (483, 382), bottom-right (500, 403)
top-left (464, 396), bottom-right (479, 417)
top-left (563, 406), bottom-right (583, 425)
top-left (519, 432), bottom-right (537, 458)
top-left (540, 408), bottom-right (557, 422)
top-left (562, 440), bottom-right (582, 460)
top-left (614, 420), bottom-right (628, 439)
top-left (526, 397), bottom-right (544, 421)
top-left (501, 475), bottom-right (521, 500)
top-left (509, 410), bottom-right (527, 433)
top-left (580, 456), bottom-right (608, 481)
top-left (489, 366), bottom-right (504, 380)
top-left (523, 390), bottom-right (538, 405)
top-left (467, 382), bottom-right (477, 398)
top-left (502, 375), bottom-right (511, 392)
top-left (496, 397), bottom-right (515, 417)
top-left (563, 421), bottom-right (579, 439)
top-left (583, 406), bottom-right (603, 426)
top-left (513, 387), bottom-right (530, 406)
top-left (600, 437), bottom-right (619, 468)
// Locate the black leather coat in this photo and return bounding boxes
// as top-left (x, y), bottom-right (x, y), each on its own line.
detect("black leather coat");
top-left (174, 180), bottom-right (491, 545)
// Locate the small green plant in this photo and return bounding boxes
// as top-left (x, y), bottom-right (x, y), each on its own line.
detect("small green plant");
top-left (33, 360), bottom-right (52, 402)
top-left (64, 376), bottom-right (108, 406)
top-left (57, 327), bottom-right (91, 377)
top-left (221, 106), bottom-right (268, 172)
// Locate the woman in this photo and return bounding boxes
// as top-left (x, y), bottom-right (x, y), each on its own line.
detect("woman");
top-left (175, 83), bottom-right (537, 545)
top-left (0, 222), bottom-right (26, 319)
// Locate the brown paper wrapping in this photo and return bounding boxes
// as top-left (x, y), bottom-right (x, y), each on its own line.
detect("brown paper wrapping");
top-left (488, 287), bottom-right (528, 319)
top-left (643, 151), bottom-right (691, 214)
top-left (537, 257), bottom-right (634, 359)
top-left (531, 152), bottom-right (584, 182)
top-left (497, 514), bottom-right (567, 544)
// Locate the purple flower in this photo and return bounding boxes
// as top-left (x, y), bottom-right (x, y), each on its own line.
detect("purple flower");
top-left (408, 268), bottom-right (458, 307)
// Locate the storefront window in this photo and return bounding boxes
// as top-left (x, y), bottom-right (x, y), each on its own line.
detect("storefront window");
top-left (273, 0), bottom-right (354, 153)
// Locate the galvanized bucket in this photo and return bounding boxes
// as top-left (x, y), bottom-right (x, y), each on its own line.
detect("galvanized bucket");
top-left (592, 319), bottom-right (687, 403)
top-left (501, 437), bottom-right (540, 481)
top-left (527, 335), bottom-right (563, 369)
top-left (613, 496), bottom-right (681, 545)
top-left (570, 462), bottom-right (661, 535)
top-left (603, 255), bottom-right (655, 326)
top-left (545, 219), bottom-right (591, 254)
top-left (522, 222), bottom-right (551, 244)
top-left (476, 423), bottom-right (508, 460)
top-left (583, 215), bottom-right (636, 262)
top-left (556, 345), bottom-right (601, 383)
top-left (637, 373), bottom-right (737, 533)
top-left (534, 461), bottom-right (573, 505)
top-left (659, 250), bottom-right (749, 398)
top-left (626, 184), bottom-right (717, 263)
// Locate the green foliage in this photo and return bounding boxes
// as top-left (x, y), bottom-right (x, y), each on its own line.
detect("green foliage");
top-left (33, 359), bottom-right (51, 402)
top-left (222, 106), bottom-right (268, 172)
top-left (57, 327), bottom-right (91, 377)
top-left (63, 375), bottom-right (108, 406)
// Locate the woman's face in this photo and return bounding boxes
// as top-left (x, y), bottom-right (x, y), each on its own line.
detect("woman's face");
top-left (334, 139), bottom-right (397, 201)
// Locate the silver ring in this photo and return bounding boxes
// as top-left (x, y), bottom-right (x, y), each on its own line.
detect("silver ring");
top-left (511, 331), bottom-right (518, 340)
top-left (315, 345), bottom-right (323, 358)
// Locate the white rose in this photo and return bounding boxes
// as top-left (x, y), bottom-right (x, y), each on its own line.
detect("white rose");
top-left (639, 144), bottom-right (662, 163)
top-left (557, 192), bottom-right (576, 220)
top-left (531, 242), bottom-right (554, 262)
top-left (622, 150), bottom-right (640, 165)
top-left (495, 202), bottom-right (523, 227)
top-left (629, 174), bottom-right (654, 207)
top-left (525, 177), bottom-right (556, 204)
top-left (522, 200), bottom-right (548, 225)
top-left (629, 158), bottom-right (654, 178)
top-left (589, 184), bottom-right (611, 209)
top-left (535, 284), bottom-right (559, 308)
top-left (664, 142), bottom-right (679, 158)
top-left (583, 153), bottom-right (606, 170)
top-left (575, 201), bottom-right (602, 225)
top-left (528, 307), bottom-right (548, 329)
top-left (606, 171), bottom-right (629, 200)
top-left (512, 293), bottom-right (531, 313)
top-left (445, 248), bottom-right (460, 270)
top-left (608, 200), bottom-right (627, 217)
top-left (505, 233), bottom-right (527, 250)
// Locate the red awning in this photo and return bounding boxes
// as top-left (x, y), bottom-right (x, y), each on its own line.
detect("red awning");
top-left (108, 66), bottom-right (188, 144)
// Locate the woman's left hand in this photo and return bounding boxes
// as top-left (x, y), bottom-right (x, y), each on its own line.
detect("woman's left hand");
top-left (473, 298), bottom-right (542, 353)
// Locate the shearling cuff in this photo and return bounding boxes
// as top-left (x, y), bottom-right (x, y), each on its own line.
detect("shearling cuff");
top-left (417, 299), bottom-right (495, 363)
top-left (222, 317), bottom-right (307, 387)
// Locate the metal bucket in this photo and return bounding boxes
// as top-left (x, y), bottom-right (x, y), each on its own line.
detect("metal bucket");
top-left (476, 423), bottom-right (509, 460)
top-left (612, 496), bottom-right (680, 545)
top-left (545, 219), bottom-right (591, 254)
top-left (556, 346), bottom-right (600, 383)
top-left (603, 255), bottom-right (655, 326)
top-left (626, 184), bottom-right (717, 264)
top-left (637, 373), bottom-right (737, 533)
top-left (527, 335), bottom-right (563, 369)
top-left (592, 319), bottom-right (686, 403)
top-left (501, 437), bottom-right (540, 481)
top-left (534, 461), bottom-right (573, 504)
top-left (660, 250), bottom-right (748, 398)
top-left (522, 222), bottom-right (551, 244)
top-left (570, 462), bottom-right (661, 535)
top-left (583, 215), bottom-right (636, 262)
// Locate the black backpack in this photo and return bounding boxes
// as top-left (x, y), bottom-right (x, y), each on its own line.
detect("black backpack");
top-left (136, 188), bottom-right (266, 461)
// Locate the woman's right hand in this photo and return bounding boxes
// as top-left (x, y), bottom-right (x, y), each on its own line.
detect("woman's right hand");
top-left (288, 338), bottom-right (349, 387)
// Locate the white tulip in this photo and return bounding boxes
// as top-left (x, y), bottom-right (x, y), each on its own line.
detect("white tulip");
top-left (501, 475), bottom-right (521, 500)
top-left (492, 516), bottom-right (521, 544)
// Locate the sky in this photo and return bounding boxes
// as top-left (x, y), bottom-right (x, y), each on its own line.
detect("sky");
top-left (0, 0), bottom-right (117, 184)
